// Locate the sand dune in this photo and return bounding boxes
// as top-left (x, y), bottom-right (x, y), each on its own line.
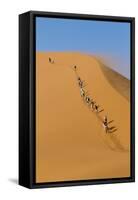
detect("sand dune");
top-left (36, 52), bottom-right (130, 183)
top-left (93, 57), bottom-right (130, 101)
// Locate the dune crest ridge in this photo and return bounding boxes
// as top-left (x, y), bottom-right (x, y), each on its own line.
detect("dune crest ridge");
top-left (91, 56), bottom-right (130, 101)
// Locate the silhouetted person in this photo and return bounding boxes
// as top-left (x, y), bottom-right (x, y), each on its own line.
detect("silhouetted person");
top-left (102, 117), bottom-right (108, 133)
top-left (80, 88), bottom-right (85, 97)
top-left (85, 96), bottom-right (91, 104)
top-left (78, 77), bottom-right (81, 81)
top-left (49, 57), bottom-right (52, 63)
top-left (74, 65), bottom-right (77, 71)
top-left (95, 104), bottom-right (99, 112)
top-left (90, 99), bottom-right (95, 110)
top-left (77, 78), bottom-right (83, 88)
top-left (104, 116), bottom-right (107, 123)
top-left (79, 80), bottom-right (84, 88)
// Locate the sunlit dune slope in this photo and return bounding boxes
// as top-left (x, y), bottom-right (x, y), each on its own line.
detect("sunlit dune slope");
top-left (36, 52), bottom-right (130, 183)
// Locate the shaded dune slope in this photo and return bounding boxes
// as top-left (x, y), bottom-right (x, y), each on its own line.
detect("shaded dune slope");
top-left (93, 57), bottom-right (130, 101)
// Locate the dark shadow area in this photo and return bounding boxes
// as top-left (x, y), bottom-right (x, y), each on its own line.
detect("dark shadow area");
top-left (107, 120), bottom-right (114, 125)
top-left (108, 126), bottom-right (116, 130)
top-left (108, 128), bottom-right (118, 133)
top-left (96, 58), bottom-right (130, 101)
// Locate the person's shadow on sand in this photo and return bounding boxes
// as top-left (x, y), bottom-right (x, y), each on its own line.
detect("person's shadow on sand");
top-left (108, 126), bottom-right (117, 133)
top-left (107, 120), bottom-right (114, 125)
top-left (108, 128), bottom-right (118, 133)
top-left (108, 134), bottom-right (129, 152)
top-left (98, 109), bottom-right (104, 113)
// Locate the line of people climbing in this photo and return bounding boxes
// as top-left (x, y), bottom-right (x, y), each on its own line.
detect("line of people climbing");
top-left (48, 57), bottom-right (115, 134)
top-left (73, 65), bottom-right (109, 133)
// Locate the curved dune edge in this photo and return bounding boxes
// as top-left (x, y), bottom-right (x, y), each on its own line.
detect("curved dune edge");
top-left (92, 56), bottom-right (130, 102)
top-left (36, 52), bottom-right (130, 183)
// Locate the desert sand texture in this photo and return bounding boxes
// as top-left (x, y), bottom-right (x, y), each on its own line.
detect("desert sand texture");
top-left (36, 52), bottom-right (130, 183)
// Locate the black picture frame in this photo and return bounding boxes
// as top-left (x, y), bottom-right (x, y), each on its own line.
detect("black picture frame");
top-left (19, 10), bottom-right (135, 189)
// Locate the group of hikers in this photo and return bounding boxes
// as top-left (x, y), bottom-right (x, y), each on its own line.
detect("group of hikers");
top-left (48, 57), bottom-right (110, 133)
top-left (74, 65), bottom-right (109, 133)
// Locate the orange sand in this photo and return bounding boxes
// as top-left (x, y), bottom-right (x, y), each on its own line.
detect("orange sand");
top-left (36, 52), bottom-right (130, 183)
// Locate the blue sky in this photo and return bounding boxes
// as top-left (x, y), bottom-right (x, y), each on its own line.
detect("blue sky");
top-left (36, 17), bottom-right (130, 79)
